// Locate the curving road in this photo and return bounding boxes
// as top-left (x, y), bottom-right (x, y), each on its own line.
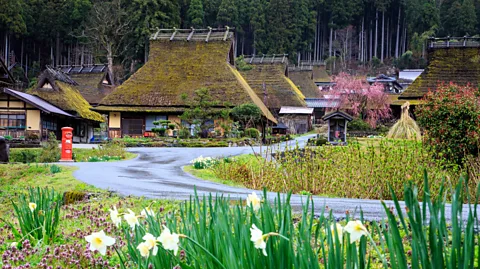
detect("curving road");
top-left (67, 135), bottom-right (470, 221)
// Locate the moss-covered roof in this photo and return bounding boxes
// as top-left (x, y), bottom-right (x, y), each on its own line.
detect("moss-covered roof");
top-left (312, 66), bottom-right (330, 82)
top-left (288, 71), bottom-right (321, 98)
top-left (400, 47), bottom-right (480, 99)
top-left (70, 73), bottom-right (113, 104)
top-left (28, 71), bottom-right (104, 122)
top-left (239, 63), bottom-right (306, 109)
top-left (100, 39), bottom-right (276, 123)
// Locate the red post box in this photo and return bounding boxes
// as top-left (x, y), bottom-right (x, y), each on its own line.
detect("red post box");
top-left (60, 127), bottom-right (74, 162)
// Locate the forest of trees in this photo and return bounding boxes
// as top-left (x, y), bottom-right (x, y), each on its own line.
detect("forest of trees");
top-left (1, 0), bottom-right (479, 85)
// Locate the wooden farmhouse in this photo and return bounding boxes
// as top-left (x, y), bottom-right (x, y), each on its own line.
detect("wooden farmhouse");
top-left (96, 28), bottom-right (276, 138)
top-left (27, 66), bottom-right (104, 142)
top-left (239, 55), bottom-right (306, 114)
top-left (58, 64), bottom-right (114, 106)
top-left (399, 37), bottom-right (480, 106)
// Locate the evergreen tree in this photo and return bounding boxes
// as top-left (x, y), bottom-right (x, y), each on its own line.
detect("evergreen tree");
top-left (187, 0), bottom-right (205, 28)
top-left (458, 0), bottom-right (477, 35)
top-left (250, 0), bottom-right (268, 53)
top-left (217, 0), bottom-right (238, 27)
top-left (0, 0), bottom-right (27, 35)
top-left (204, 0), bottom-right (221, 26)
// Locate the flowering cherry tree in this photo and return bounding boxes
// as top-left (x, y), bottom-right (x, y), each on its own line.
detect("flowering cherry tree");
top-left (328, 73), bottom-right (391, 128)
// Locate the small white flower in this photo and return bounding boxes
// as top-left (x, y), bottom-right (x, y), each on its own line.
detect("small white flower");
top-left (344, 220), bottom-right (369, 243)
top-left (330, 223), bottom-right (343, 243)
top-left (109, 206), bottom-right (122, 227)
top-left (158, 226), bottom-right (180, 255)
top-left (85, 230), bottom-right (116, 256)
top-left (29, 202), bottom-right (37, 212)
top-left (246, 192), bottom-right (261, 211)
top-left (143, 233), bottom-right (159, 256)
top-left (10, 242), bottom-right (18, 248)
top-left (137, 242), bottom-right (150, 257)
top-left (124, 209), bottom-right (139, 230)
top-left (250, 224), bottom-right (267, 256)
top-left (141, 207), bottom-right (155, 217)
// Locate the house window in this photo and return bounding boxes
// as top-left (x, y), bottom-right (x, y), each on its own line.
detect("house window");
top-left (145, 115), bottom-right (167, 131)
top-left (42, 119), bottom-right (57, 130)
top-left (0, 114), bottom-right (26, 129)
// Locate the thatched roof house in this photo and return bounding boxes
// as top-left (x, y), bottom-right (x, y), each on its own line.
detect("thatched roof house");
top-left (29, 67), bottom-right (104, 122)
top-left (240, 55), bottom-right (306, 111)
top-left (97, 28), bottom-right (276, 138)
top-left (287, 65), bottom-right (321, 98)
top-left (58, 64), bottom-right (114, 105)
top-left (400, 40), bottom-right (480, 102)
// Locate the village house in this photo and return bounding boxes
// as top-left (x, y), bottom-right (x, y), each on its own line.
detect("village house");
top-left (399, 37), bottom-right (480, 107)
top-left (27, 66), bottom-right (104, 142)
top-left (95, 28), bottom-right (276, 138)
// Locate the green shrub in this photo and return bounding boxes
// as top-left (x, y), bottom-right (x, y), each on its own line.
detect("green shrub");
top-left (348, 118), bottom-right (372, 131)
top-left (416, 83), bottom-right (480, 165)
top-left (7, 187), bottom-right (62, 244)
top-left (38, 133), bottom-right (60, 163)
top-left (168, 124), bottom-right (176, 130)
top-left (4, 135), bottom-right (12, 140)
top-left (179, 128), bottom-right (191, 139)
top-left (49, 164), bottom-right (62, 174)
top-left (244, 128), bottom-right (260, 139)
top-left (235, 56), bottom-right (253, 71)
top-left (152, 127), bottom-right (167, 136)
top-left (9, 149), bottom-right (41, 163)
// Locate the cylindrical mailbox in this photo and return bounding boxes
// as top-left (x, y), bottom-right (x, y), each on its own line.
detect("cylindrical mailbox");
top-left (60, 127), bottom-right (74, 162)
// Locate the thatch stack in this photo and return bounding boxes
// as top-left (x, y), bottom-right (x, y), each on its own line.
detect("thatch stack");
top-left (387, 101), bottom-right (421, 140)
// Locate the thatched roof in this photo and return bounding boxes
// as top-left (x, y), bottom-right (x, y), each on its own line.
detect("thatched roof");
top-left (239, 62), bottom-right (306, 109)
top-left (400, 47), bottom-right (480, 99)
top-left (99, 37), bottom-right (276, 123)
top-left (288, 70), bottom-right (321, 98)
top-left (0, 57), bottom-right (14, 87)
top-left (28, 67), bottom-right (104, 122)
top-left (312, 66), bottom-right (330, 82)
top-left (56, 65), bottom-right (114, 105)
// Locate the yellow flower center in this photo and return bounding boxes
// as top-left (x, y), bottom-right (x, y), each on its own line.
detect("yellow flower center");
top-left (93, 237), bottom-right (103, 245)
top-left (354, 224), bottom-right (364, 232)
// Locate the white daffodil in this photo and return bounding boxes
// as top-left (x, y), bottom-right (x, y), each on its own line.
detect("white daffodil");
top-left (143, 233), bottom-right (159, 256)
top-left (109, 206), bottom-right (122, 227)
top-left (137, 242), bottom-right (151, 257)
top-left (141, 207), bottom-right (155, 217)
top-left (29, 202), bottom-right (37, 212)
top-left (124, 209), bottom-right (139, 230)
top-left (330, 223), bottom-right (343, 243)
top-left (158, 226), bottom-right (180, 256)
top-left (85, 230), bottom-right (116, 256)
top-left (344, 220), bottom-right (369, 244)
top-left (250, 224), bottom-right (267, 256)
top-left (246, 192), bottom-right (261, 211)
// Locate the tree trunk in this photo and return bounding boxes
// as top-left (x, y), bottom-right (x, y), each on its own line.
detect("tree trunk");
top-left (375, 10), bottom-right (378, 58)
top-left (395, 6), bottom-right (401, 58)
top-left (55, 32), bottom-right (60, 67)
top-left (369, 24), bottom-right (372, 61)
top-left (381, 11), bottom-right (385, 63)
top-left (107, 45), bottom-right (114, 85)
top-left (4, 33), bottom-right (8, 62)
top-left (329, 27), bottom-right (333, 57)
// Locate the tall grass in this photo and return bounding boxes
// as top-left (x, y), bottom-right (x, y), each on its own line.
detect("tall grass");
top-left (113, 173), bottom-right (479, 268)
top-left (212, 140), bottom-right (462, 200)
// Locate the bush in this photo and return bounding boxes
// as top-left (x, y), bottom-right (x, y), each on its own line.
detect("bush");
top-left (38, 132), bottom-right (60, 163)
top-left (178, 128), bottom-right (191, 139)
top-left (190, 156), bottom-right (219, 169)
top-left (152, 127), bottom-right (167, 136)
top-left (416, 83), bottom-right (480, 165)
top-left (348, 118), bottom-right (372, 131)
top-left (244, 128), bottom-right (260, 139)
top-left (235, 56), bottom-right (253, 71)
top-left (9, 149), bottom-right (41, 163)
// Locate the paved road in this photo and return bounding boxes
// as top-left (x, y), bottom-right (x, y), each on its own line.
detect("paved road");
top-left (66, 135), bottom-right (470, 221)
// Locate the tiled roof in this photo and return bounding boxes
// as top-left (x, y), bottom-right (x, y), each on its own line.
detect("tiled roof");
top-left (2, 88), bottom-right (74, 117)
top-left (305, 98), bottom-right (340, 108)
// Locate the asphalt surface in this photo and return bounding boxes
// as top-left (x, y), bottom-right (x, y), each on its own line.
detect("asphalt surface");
top-left (67, 135), bottom-right (471, 221)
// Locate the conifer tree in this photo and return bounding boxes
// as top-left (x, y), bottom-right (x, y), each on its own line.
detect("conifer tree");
top-left (216, 0), bottom-right (238, 27)
top-left (187, 0), bottom-right (205, 28)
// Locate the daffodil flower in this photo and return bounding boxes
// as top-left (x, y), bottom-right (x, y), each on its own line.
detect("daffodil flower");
top-left (109, 206), bottom-right (122, 227)
top-left (330, 223), bottom-right (344, 243)
top-left (141, 207), bottom-right (155, 217)
top-left (29, 202), bottom-right (37, 212)
top-left (246, 192), bottom-right (261, 211)
top-left (250, 224), bottom-right (268, 256)
top-left (85, 230), bottom-right (116, 256)
top-left (344, 220), bottom-right (369, 243)
top-left (143, 233), bottom-right (159, 256)
top-left (158, 226), bottom-right (181, 255)
top-left (137, 242), bottom-right (151, 257)
top-left (10, 242), bottom-right (18, 248)
top-left (124, 209), bottom-right (139, 230)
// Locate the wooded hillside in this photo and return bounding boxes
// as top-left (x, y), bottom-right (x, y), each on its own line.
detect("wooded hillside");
top-left (0, 0), bottom-right (479, 86)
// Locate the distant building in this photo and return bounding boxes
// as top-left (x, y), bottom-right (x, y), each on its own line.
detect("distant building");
top-left (95, 28), bottom-right (276, 138)
top-left (366, 74), bottom-right (403, 94)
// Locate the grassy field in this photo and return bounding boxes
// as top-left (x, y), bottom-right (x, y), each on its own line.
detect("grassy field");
top-left (0, 164), bottom-right (179, 267)
top-left (9, 148), bottom-right (137, 163)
